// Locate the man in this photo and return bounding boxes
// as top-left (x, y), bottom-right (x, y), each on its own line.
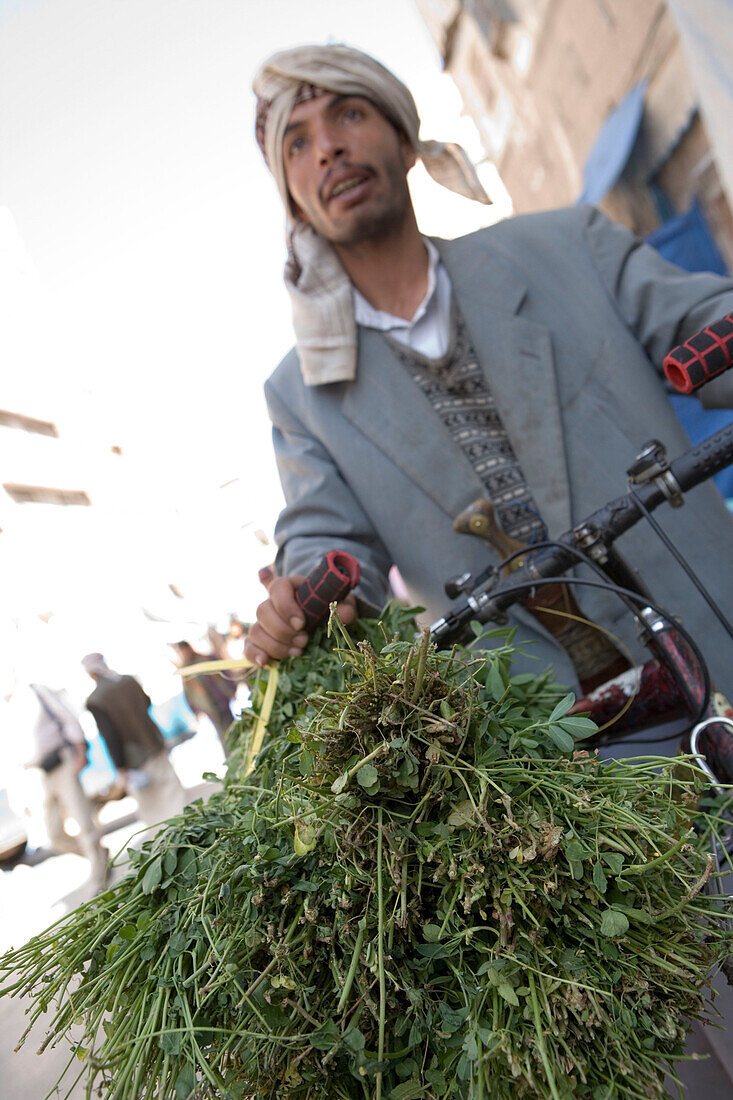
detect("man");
top-left (171, 640), bottom-right (236, 756)
top-left (82, 654), bottom-right (186, 829)
top-left (26, 682), bottom-right (108, 890)
top-left (246, 44), bottom-right (733, 696)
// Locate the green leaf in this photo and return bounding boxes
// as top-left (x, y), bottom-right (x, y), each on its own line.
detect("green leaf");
top-left (159, 1030), bottom-right (183, 1056)
top-left (557, 715), bottom-right (597, 737)
top-left (423, 923), bottom-right (442, 943)
top-left (457, 1052), bottom-right (472, 1080)
top-left (168, 931), bottom-right (188, 957)
top-left (497, 982), bottom-right (520, 1007)
top-left (593, 861), bottom-right (608, 894)
top-left (299, 749), bottom-right (314, 777)
top-left (486, 663), bottom-right (506, 700)
top-left (462, 1034), bottom-right (479, 1060)
top-left (547, 724), bottom-right (575, 753)
top-left (142, 856), bottom-right (163, 895)
top-left (174, 1063), bottom-right (195, 1100)
top-left (616, 906), bottom-right (653, 925)
top-left (390, 1081), bottom-right (425, 1100)
top-left (600, 909), bottom-right (630, 938)
top-left (602, 852), bottom-right (625, 875)
top-left (437, 1003), bottom-right (469, 1032)
top-left (565, 841), bottom-right (588, 862)
top-left (426, 1068), bottom-right (448, 1091)
top-left (356, 764), bottom-right (378, 788)
top-left (343, 1025), bottom-right (365, 1052)
top-left (447, 800), bottom-right (475, 828)
top-left (549, 693), bottom-right (576, 722)
top-left (292, 879), bottom-right (319, 892)
top-left (331, 770), bottom-right (349, 795)
top-left (178, 848), bottom-right (198, 883)
top-left (416, 943), bottom-right (450, 959)
top-left (164, 849), bottom-right (178, 876)
top-left (309, 1018), bottom-right (340, 1051)
top-left (259, 845), bottom-right (282, 861)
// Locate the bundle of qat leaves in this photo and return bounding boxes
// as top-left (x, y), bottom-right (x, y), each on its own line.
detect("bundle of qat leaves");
top-left (1, 605), bottom-right (731, 1100)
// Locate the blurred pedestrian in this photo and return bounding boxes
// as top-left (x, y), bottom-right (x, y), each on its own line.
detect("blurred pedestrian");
top-left (27, 683), bottom-right (108, 890)
top-left (81, 654), bottom-right (186, 829)
top-left (171, 641), bottom-right (237, 756)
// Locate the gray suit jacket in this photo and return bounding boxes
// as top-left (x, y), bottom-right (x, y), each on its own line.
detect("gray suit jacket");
top-left (265, 205), bottom-right (733, 691)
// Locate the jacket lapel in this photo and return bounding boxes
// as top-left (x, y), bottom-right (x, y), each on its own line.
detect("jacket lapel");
top-left (341, 327), bottom-right (488, 520)
top-left (437, 235), bottom-right (572, 539)
top-left (340, 231), bottom-right (572, 539)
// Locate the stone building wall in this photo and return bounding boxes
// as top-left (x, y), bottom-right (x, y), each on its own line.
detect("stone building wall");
top-left (417, 0), bottom-right (733, 270)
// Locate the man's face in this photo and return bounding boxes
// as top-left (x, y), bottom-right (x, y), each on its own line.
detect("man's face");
top-left (282, 93), bottom-right (416, 245)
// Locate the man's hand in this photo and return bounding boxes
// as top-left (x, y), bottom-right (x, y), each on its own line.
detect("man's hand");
top-left (245, 572), bottom-right (358, 667)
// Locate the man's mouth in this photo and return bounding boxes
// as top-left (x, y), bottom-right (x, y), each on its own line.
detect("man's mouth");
top-left (323, 169), bottom-right (373, 205)
top-left (332, 178), bottom-right (364, 197)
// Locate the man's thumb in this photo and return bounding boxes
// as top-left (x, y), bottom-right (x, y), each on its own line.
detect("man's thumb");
top-left (258, 565), bottom-right (275, 590)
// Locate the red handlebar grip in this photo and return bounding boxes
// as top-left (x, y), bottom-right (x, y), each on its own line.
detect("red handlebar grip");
top-left (663, 313), bottom-right (733, 394)
top-left (295, 551), bottom-right (361, 630)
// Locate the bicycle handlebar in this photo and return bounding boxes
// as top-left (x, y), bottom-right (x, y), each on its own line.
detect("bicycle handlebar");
top-left (431, 421), bottom-right (733, 641)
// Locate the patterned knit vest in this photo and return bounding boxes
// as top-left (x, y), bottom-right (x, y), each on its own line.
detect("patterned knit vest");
top-left (389, 304), bottom-right (627, 687)
top-left (389, 305), bottom-right (544, 545)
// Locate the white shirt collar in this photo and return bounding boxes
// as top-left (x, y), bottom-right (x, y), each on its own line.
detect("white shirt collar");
top-left (352, 238), bottom-right (442, 333)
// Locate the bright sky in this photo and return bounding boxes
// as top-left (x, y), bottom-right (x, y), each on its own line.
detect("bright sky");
top-left (0, 0), bottom-right (509, 704)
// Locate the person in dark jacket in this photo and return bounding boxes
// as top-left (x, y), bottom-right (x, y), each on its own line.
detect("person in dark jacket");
top-left (82, 653), bottom-right (185, 828)
top-left (171, 641), bottom-right (236, 757)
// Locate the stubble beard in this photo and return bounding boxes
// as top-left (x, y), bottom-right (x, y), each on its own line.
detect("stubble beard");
top-left (329, 198), bottom-right (408, 247)
top-left (313, 158), bottom-right (412, 249)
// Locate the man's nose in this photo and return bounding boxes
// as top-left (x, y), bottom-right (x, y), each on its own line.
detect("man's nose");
top-left (315, 123), bottom-right (345, 164)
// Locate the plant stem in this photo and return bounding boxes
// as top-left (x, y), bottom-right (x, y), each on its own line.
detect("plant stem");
top-left (621, 834), bottom-right (689, 876)
top-left (337, 919), bottom-right (368, 1016)
top-left (527, 970), bottom-right (561, 1100)
top-left (410, 629), bottom-right (431, 703)
top-left (376, 806), bottom-right (386, 1100)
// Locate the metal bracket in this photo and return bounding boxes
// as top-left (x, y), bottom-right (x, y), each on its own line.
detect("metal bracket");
top-left (572, 521), bottom-right (609, 565)
top-left (689, 715), bottom-right (733, 796)
top-left (627, 439), bottom-right (684, 507)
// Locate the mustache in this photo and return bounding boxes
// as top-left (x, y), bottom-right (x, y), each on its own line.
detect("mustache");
top-left (319, 162), bottom-right (376, 205)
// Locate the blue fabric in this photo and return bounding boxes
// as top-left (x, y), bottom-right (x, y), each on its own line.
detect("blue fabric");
top-left (150, 693), bottom-right (196, 742)
top-left (647, 200), bottom-right (728, 276)
top-left (646, 200), bottom-right (733, 499)
top-left (79, 732), bottom-right (116, 788)
top-left (577, 82), bottom-right (647, 205)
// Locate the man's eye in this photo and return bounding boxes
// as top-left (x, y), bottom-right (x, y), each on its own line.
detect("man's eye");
top-left (287, 136), bottom-right (306, 156)
top-left (342, 107), bottom-right (363, 122)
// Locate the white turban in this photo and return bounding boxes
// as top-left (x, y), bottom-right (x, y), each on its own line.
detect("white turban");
top-left (253, 44), bottom-right (491, 386)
